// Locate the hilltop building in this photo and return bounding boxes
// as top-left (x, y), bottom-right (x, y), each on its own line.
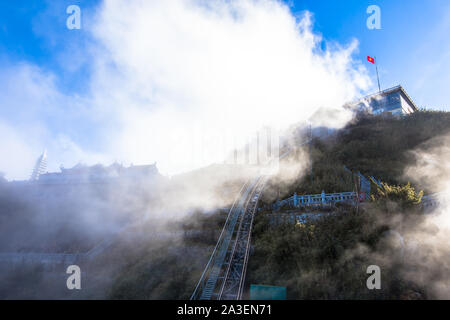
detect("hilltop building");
top-left (37, 162), bottom-right (160, 184)
top-left (310, 85), bottom-right (419, 138)
top-left (346, 85), bottom-right (418, 116)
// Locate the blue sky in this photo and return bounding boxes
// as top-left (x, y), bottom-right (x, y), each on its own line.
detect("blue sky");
top-left (1, 0), bottom-right (449, 108)
top-left (289, 0), bottom-right (450, 109)
top-left (0, 0), bottom-right (449, 179)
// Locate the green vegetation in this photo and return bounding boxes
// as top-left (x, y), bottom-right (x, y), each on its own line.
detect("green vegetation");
top-left (247, 181), bottom-right (428, 300)
top-left (101, 110), bottom-right (450, 300)
top-left (370, 180), bottom-right (423, 213)
top-left (108, 241), bottom-right (202, 299)
top-left (331, 110), bottom-right (450, 186)
top-left (263, 110), bottom-right (450, 204)
top-left (248, 110), bottom-right (450, 300)
top-left (107, 210), bottom-right (227, 299)
top-left (3, 111), bottom-right (449, 300)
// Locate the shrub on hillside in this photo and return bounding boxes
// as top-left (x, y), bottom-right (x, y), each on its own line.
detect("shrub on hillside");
top-left (370, 180), bottom-right (423, 213)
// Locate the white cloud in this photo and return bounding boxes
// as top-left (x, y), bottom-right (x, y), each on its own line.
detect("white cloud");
top-left (88, 0), bottom-right (371, 175)
top-left (0, 63), bottom-right (106, 179)
top-left (1, 0), bottom-right (372, 179)
top-left (0, 121), bottom-right (39, 180)
top-left (403, 134), bottom-right (450, 298)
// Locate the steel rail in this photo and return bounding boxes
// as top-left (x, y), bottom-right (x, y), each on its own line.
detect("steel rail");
top-left (190, 180), bottom-right (250, 300)
top-left (217, 177), bottom-right (262, 299)
top-left (237, 177), bottom-right (266, 299)
top-left (217, 176), bottom-right (266, 300)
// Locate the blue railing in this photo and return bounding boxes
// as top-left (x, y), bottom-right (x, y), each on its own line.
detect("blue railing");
top-left (274, 190), bottom-right (367, 209)
top-left (422, 192), bottom-right (447, 210)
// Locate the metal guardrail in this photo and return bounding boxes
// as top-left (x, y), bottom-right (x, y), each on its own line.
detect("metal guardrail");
top-left (0, 252), bottom-right (82, 265)
top-left (422, 192), bottom-right (447, 210)
top-left (277, 189), bottom-right (445, 212)
top-left (0, 235), bottom-right (116, 266)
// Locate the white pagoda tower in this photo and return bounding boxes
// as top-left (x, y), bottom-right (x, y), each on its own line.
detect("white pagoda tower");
top-left (30, 150), bottom-right (47, 181)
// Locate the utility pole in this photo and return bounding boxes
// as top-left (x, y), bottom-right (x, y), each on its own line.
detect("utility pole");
top-left (374, 56), bottom-right (381, 93)
top-left (309, 124), bottom-right (313, 184)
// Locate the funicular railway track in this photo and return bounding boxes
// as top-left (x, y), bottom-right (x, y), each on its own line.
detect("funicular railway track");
top-left (191, 176), bottom-right (266, 300)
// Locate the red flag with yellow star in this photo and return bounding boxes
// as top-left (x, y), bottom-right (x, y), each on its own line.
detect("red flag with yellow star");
top-left (367, 56), bottom-right (375, 64)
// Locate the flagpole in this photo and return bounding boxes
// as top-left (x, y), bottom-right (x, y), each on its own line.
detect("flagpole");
top-left (374, 56), bottom-right (381, 93)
